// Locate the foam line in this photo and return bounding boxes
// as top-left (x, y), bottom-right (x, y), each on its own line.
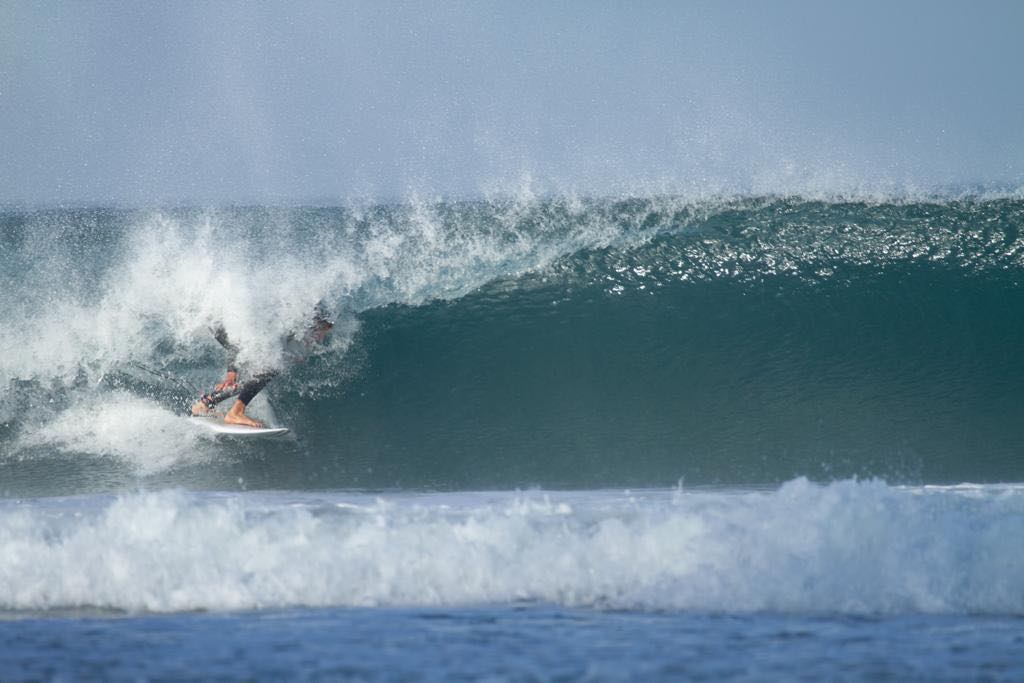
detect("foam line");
top-left (1, 479), bottom-right (1021, 614)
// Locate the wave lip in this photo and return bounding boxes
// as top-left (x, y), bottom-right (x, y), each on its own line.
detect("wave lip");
top-left (1, 479), bottom-right (1021, 615)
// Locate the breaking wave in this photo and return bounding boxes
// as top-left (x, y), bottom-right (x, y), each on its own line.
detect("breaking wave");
top-left (1, 480), bottom-right (1022, 615)
top-left (2, 195), bottom-right (1024, 493)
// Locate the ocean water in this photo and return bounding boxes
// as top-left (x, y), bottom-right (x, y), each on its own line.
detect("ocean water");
top-left (2, 195), bottom-right (1024, 680)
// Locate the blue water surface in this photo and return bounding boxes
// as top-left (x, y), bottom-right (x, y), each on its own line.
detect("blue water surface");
top-left (3, 606), bottom-right (1023, 682)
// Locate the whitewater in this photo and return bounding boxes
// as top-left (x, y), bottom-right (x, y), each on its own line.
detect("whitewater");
top-left (2, 193), bottom-right (1024, 680)
top-left (2, 480), bottom-right (1023, 615)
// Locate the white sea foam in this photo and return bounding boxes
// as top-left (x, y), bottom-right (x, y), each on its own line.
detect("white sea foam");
top-left (14, 391), bottom-right (212, 474)
top-left (0, 212), bottom-right (359, 385)
top-left (1, 479), bottom-right (1021, 614)
top-left (0, 198), bottom-right (657, 391)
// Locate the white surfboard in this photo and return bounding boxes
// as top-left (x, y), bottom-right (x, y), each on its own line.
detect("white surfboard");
top-left (191, 416), bottom-right (290, 438)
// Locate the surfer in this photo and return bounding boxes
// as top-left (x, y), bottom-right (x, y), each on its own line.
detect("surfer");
top-left (191, 307), bottom-right (333, 427)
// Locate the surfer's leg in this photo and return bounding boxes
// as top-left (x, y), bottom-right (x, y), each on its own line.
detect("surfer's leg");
top-left (237, 370), bottom-right (277, 405)
top-left (223, 370), bottom-right (278, 427)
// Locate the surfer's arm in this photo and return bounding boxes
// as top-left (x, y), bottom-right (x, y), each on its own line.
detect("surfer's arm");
top-left (215, 370), bottom-right (238, 392)
top-left (212, 325), bottom-right (240, 374)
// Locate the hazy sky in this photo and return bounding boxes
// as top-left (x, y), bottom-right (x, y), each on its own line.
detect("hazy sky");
top-left (2, 1), bottom-right (1022, 205)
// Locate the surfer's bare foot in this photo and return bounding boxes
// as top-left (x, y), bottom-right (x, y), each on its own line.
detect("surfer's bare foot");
top-left (224, 400), bottom-right (263, 428)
